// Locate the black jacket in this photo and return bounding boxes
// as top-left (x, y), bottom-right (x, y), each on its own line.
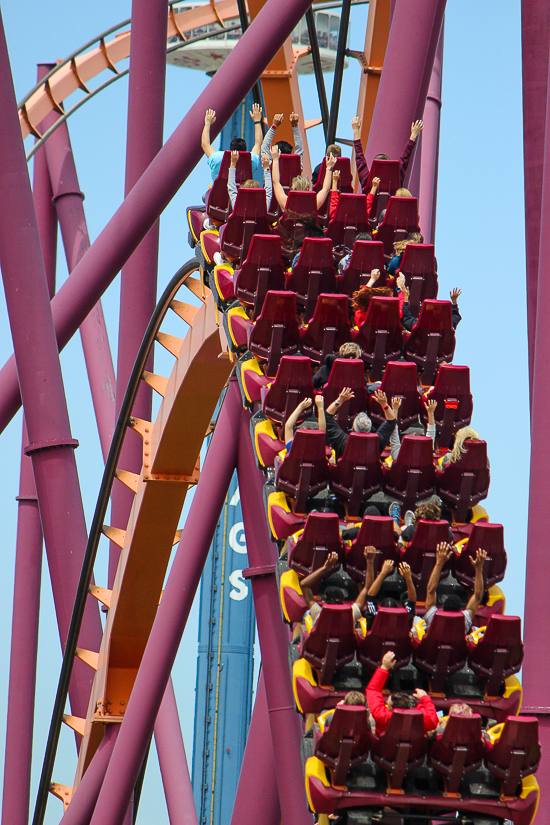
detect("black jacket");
top-left (402, 301), bottom-right (462, 333)
top-left (325, 412), bottom-right (396, 460)
top-left (312, 355), bottom-right (337, 389)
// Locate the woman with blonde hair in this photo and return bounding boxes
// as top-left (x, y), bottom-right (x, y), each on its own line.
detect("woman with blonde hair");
top-left (387, 232), bottom-right (424, 277)
top-left (270, 144), bottom-right (335, 211)
top-left (441, 426), bottom-right (480, 467)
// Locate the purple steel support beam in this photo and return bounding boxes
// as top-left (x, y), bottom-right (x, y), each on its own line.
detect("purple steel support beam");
top-left (522, 38), bottom-right (550, 823)
top-left (0, 10), bottom-right (102, 719)
top-left (58, 725), bottom-right (119, 825)
top-left (43, 113), bottom-right (116, 462)
top-left (229, 671), bottom-right (281, 825)
top-left (418, 27), bottom-right (443, 244)
top-left (521, 0), bottom-right (550, 404)
top-left (365, 0), bottom-right (446, 164)
top-left (87, 380), bottom-right (242, 825)
top-left (110, 0), bottom-right (167, 587)
top-left (237, 410), bottom-right (312, 825)
top-left (0, 0), bottom-right (323, 433)
top-left (155, 680), bottom-right (199, 825)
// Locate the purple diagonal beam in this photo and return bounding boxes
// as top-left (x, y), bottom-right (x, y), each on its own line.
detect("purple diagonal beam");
top-left (43, 112), bottom-right (116, 461)
top-left (237, 411), bottom-right (312, 825)
top-left (58, 725), bottom-right (120, 825)
top-left (87, 380), bottom-right (242, 825)
top-left (0, 0), bottom-right (319, 434)
top-left (0, 10), bottom-right (102, 719)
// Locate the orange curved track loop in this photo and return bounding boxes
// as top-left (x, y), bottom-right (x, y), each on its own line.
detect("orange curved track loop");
top-left (71, 272), bottom-right (233, 786)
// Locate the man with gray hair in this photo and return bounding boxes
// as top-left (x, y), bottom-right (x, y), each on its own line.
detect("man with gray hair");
top-left (324, 388), bottom-right (399, 459)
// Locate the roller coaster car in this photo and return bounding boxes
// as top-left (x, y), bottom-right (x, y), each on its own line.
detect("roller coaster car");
top-left (453, 523), bottom-right (506, 591)
top-left (365, 159), bottom-right (401, 223)
top-left (205, 150), bottom-right (253, 224)
top-left (356, 607), bottom-right (413, 673)
top-left (428, 712), bottom-right (484, 795)
top-left (420, 364), bottom-right (473, 449)
top-left (276, 191), bottom-right (319, 262)
top-left (250, 411), bottom-right (284, 470)
top-left (375, 196), bottom-right (420, 259)
top-left (247, 290), bottom-right (300, 377)
top-left (328, 433), bottom-right (382, 518)
top-left (186, 204), bottom-right (208, 248)
top-left (485, 716), bottom-right (541, 800)
top-left (266, 488), bottom-right (306, 542)
top-left (300, 294), bottom-right (351, 365)
top-left (320, 358), bottom-right (368, 430)
top-left (403, 298), bottom-right (456, 385)
top-left (233, 234), bottom-right (286, 316)
top-left (286, 512), bottom-right (343, 577)
top-left (352, 296), bottom-right (403, 381)
top-left (314, 157), bottom-right (353, 226)
top-left (267, 154), bottom-right (302, 220)
top-left (336, 240), bottom-right (389, 299)
top-left (326, 194), bottom-right (370, 250)
top-left (219, 187), bottom-right (271, 265)
top-left (437, 440), bottom-right (491, 524)
top-left (382, 435), bottom-right (436, 513)
top-left (285, 238), bottom-right (337, 322)
top-left (237, 353), bottom-right (269, 406)
top-left (397, 242), bottom-right (439, 316)
top-left (468, 615), bottom-right (524, 699)
top-left (261, 355), bottom-right (314, 427)
top-left (368, 360), bottom-right (420, 432)
top-left (373, 709), bottom-right (429, 792)
top-left (300, 604), bottom-right (357, 686)
top-left (274, 429), bottom-right (329, 513)
top-left (224, 301), bottom-right (252, 352)
top-left (313, 706), bottom-right (372, 786)
top-left (344, 515), bottom-right (399, 582)
top-left (413, 611), bottom-right (469, 694)
top-left (400, 519), bottom-right (453, 601)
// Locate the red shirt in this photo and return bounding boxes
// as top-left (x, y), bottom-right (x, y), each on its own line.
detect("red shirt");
top-left (329, 190), bottom-right (374, 221)
top-left (366, 667), bottom-right (438, 735)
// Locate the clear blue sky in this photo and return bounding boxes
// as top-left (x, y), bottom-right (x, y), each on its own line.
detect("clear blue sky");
top-left (0, 2), bottom-right (526, 824)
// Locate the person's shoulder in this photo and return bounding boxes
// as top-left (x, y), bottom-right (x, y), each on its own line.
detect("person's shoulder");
top-left (251, 154), bottom-right (261, 169)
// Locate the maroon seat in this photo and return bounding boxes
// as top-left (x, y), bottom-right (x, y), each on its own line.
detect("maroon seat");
top-left (274, 430), bottom-right (329, 513)
top-left (314, 705), bottom-right (372, 786)
top-left (429, 713), bottom-right (484, 795)
top-left (344, 515), bottom-right (399, 582)
top-left (453, 522), bottom-right (506, 590)
top-left (337, 240), bottom-right (389, 298)
top-left (419, 365), bottom-right (473, 449)
top-left (485, 716), bottom-right (541, 798)
top-left (329, 433), bottom-right (382, 517)
top-left (234, 234), bottom-right (286, 317)
top-left (247, 291), bottom-right (300, 377)
top-left (364, 159), bottom-right (401, 223)
top-left (403, 299), bottom-right (456, 385)
top-left (276, 191), bottom-right (319, 262)
top-left (382, 435), bottom-right (436, 513)
top-left (261, 355), bottom-right (314, 428)
top-left (468, 615), bottom-right (523, 697)
top-left (267, 154), bottom-right (302, 219)
top-left (370, 709), bottom-right (428, 792)
top-left (413, 612), bottom-right (468, 693)
top-left (400, 519), bottom-right (452, 602)
top-left (206, 151), bottom-right (253, 223)
top-left (300, 294), bottom-right (351, 365)
top-left (287, 512), bottom-right (343, 577)
top-left (353, 297), bottom-right (403, 381)
top-left (314, 157), bottom-right (353, 225)
top-left (219, 187), bottom-right (271, 265)
top-left (356, 607), bottom-right (412, 673)
top-left (375, 197), bottom-right (420, 258)
top-left (325, 194), bottom-right (370, 249)
top-left (436, 440), bottom-right (490, 523)
top-left (398, 243), bottom-right (438, 316)
top-left (369, 361), bottom-right (420, 432)
top-left (286, 238), bottom-right (337, 321)
top-left (320, 358), bottom-right (368, 431)
top-left (301, 604), bottom-right (356, 686)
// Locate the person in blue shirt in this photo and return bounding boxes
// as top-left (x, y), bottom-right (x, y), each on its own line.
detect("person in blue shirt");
top-left (201, 105), bottom-right (264, 180)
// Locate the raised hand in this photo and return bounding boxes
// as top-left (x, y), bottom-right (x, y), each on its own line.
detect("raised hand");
top-left (205, 108), bottom-right (216, 124)
top-left (289, 111), bottom-right (299, 126)
top-left (297, 397), bottom-right (313, 412)
top-left (436, 542), bottom-right (454, 565)
top-left (390, 396), bottom-right (402, 416)
top-left (332, 169), bottom-right (341, 181)
top-left (381, 559), bottom-right (395, 577)
top-left (396, 273), bottom-right (406, 291)
top-left (423, 398), bottom-right (437, 421)
top-left (250, 103), bottom-right (263, 123)
top-left (471, 548), bottom-right (488, 570)
top-left (381, 651), bottom-right (396, 671)
top-left (326, 153), bottom-right (337, 170)
top-left (337, 387), bottom-right (355, 404)
top-left (351, 116), bottom-right (362, 136)
top-left (273, 113), bottom-right (284, 127)
top-left (369, 268), bottom-right (380, 283)
top-left (364, 545), bottom-right (377, 560)
top-left (372, 389), bottom-right (389, 408)
top-left (261, 153), bottom-right (271, 169)
top-left (230, 150), bottom-right (239, 168)
top-left (324, 551), bottom-right (340, 570)
top-left (371, 176), bottom-right (380, 191)
top-left (413, 688), bottom-right (428, 699)
top-left (398, 561), bottom-right (412, 579)
top-left (410, 120), bottom-right (424, 140)
top-left (270, 144), bottom-right (281, 160)
top-left (450, 287), bottom-right (462, 305)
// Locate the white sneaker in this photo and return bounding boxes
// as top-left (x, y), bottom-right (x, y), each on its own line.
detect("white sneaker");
top-left (404, 510), bottom-right (415, 528)
top-left (213, 252), bottom-right (223, 266)
top-left (204, 218), bottom-right (214, 230)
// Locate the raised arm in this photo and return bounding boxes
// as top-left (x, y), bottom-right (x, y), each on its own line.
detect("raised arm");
top-left (315, 395), bottom-right (326, 434)
top-left (465, 549), bottom-right (488, 620)
top-left (201, 109), bottom-right (217, 158)
top-left (351, 116), bottom-right (369, 189)
top-left (425, 542), bottom-right (453, 612)
top-left (270, 145), bottom-right (288, 210)
top-left (316, 154), bottom-right (336, 209)
top-left (290, 111), bottom-right (304, 168)
top-left (284, 397), bottom-right (312, 445)
top-left (368, 559), bottom-right (395, 597)
top-left (261, 112), bottom-right (283, 157)
top-left (398, 561), bottom-right (417, 602)
top-left (261, 153), bottom-right (273, 209)
top-left (424, 398), bottom-right (437, 445)
top-left (250, 103), bottom-right (263, 156)
top-left (227, 151), bottom-right (239, 208)
top-left (326, 386), bottom-right (354, 416)
top-left (300, 552), bottom-right (340, 607)
top-left (364, 545), bottom-right (377, 594)
top-left (450, 287), bottom-right (462, 330)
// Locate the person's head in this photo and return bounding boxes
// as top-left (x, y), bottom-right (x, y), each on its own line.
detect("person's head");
top-left (291, 175), bottom-right (311, 191)
top-left (395, 188), bottom-right (412, 198)
top-left (324, 586), bottom-right (348, 604)
top-left (449, 702), bottom-right (473, 716)
top-left (364, 505), bottom-right (381, 517)
top-left (276, 140), bottom-right (293, 155)
top-left (449, 427), bottom-right (480, 465)
top-left (441, 594), bottom-right (463, 612)
top-left (326, 144), bottom-right (341, 158)
top-left (343, 691), bottom-right (366, 706)
top-left (241, 179), bottom-right (260, 189)
top-left (408, 232), bottom-right (424, 243)
top-left (380, 597), bottom-right (399, 608)
top-left (351, 285), bottom-right (393, 313)
top-left (352, 412), bottom-right (372, 434)
top-left (355, 231), bottom-right (373, 243)
top-left (339, 342), bottom-right (362, 359)
top-left (230, 137), bottom-right (247, 152)
top-left (393, 231), bottom-right (424, 256)
top-left (388, 692), bottom-right (413, 710)
top-left (414, 501), bottom-right (441, 524)
top-left (374, 153), bottom-right (389, 161)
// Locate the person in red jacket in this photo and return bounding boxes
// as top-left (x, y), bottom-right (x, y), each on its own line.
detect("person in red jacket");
top-left (366, 651), bottom-right (438, 735)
